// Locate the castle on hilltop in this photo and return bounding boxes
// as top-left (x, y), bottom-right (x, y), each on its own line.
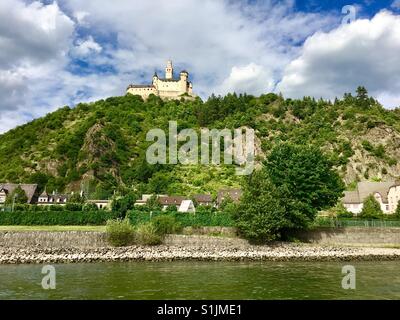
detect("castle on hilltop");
top-left (126, 60), bottom-right (196, 100)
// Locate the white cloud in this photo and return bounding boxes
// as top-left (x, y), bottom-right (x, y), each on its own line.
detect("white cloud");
top-left (63, 0), bottom-right (333, 98)
top-left (0, 0), bottom-right (74, 68)
top-left (0, 0), bottom-right (74, 132)
top-left (276, 11), bottom-right (400, 108)
top-left (0, 0), bottom-right (337, 133)
top-left (392, 0), bottom-right (400, 10)
top-left (217, 63), bottom-right (274, 96)
top-left (72, 36), bottom-right (102, 57)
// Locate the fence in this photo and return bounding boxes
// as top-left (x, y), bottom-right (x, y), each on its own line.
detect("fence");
top-left (315, 217), bottom-right (400, 228)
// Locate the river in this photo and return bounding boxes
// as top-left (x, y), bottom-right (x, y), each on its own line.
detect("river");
top-left (0, 261), bottom-right (399, 299)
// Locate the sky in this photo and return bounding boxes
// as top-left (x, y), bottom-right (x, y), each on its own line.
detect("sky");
top-left (1, 0), bottom-right (400, 133)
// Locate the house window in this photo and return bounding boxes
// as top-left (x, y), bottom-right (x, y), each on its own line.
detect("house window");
top-left (386, 205), bottom-right (389, 211)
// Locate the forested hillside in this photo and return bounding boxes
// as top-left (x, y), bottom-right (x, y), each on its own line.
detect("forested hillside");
top-left (1, 87), bottom-right (399, 199)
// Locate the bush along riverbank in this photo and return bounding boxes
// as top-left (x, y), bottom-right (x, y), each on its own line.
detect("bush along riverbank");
top-left (0, 210), bottom-right (119, 225)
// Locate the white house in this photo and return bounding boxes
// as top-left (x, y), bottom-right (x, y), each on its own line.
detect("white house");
top-left (87, 200), bottom-right (111, 210)
top-left (342, 181), bottom-right (400, 215)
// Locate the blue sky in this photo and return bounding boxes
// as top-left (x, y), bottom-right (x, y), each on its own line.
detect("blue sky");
top-left (1, 0), bottom-right (400, 133)
top-left (295, 0), bottom-right (394, 13)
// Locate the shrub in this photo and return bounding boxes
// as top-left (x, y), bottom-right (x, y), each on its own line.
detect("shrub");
top-left (127, 210), bottom-right (234, 227)
top-left (106, 218), bottom-right (135, 247)
top-left (65, 203), bottom-right (83, 211)
top-left (333, 202), bottom-right (353, 218)
top-left (134, 223), bottom-right (162, 245)
top-left (360, 195), bottom-right (383, 219)
top-left (394, 201), bottom-right (400, 219)
top-left (361, 140), bottom-right (374, 152)
top-left (337, 210), bottom-right (353, 218)
top-left (151, 215), bottom-right (182, 235)
top-left (82, 203), bottom-right (99, 211)
top-left (50, 205), bottom-right (65, 211)
top-left (0, 210), bottom-right (119, 225)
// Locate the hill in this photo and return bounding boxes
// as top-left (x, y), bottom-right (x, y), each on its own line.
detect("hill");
top-left (1, 88), bottom-right (400, 199)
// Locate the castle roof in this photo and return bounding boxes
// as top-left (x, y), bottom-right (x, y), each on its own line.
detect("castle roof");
top-left (158, 78), bottom-right (180, 82)
top-left (127, 84), bottom-right (155, 89)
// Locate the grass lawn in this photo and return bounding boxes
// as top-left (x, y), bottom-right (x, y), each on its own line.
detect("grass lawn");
top-left (0, 225), bottom-right (106, 232)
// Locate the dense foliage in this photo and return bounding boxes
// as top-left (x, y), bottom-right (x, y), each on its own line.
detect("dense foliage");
top-left (233, 143), bottom-right (344, 242)
top-left (1, 87), bottom-right (399, 198)
top-left (360, 195), bottom-right (383, 219)
top-left (127, 209), bottom-right (234, 227)
top-left (105, 218), bottom-right (135, 246)
top-left (0, 210), bottom-right (118, 225)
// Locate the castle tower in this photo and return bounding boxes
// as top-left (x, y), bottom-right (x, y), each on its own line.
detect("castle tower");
top-left (165, 60), bottom-right (173, 79)
top-left (180, 70), bottom-right (188, 94)
top-left (152, 72), bottom-right (158, 88)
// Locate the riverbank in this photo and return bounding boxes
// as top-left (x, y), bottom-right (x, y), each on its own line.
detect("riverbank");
top-left (1, 236), bottom-right (400, 264)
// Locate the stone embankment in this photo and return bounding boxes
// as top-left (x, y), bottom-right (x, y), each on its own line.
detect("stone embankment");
top-left (1, 232), bottom-right (400, 264)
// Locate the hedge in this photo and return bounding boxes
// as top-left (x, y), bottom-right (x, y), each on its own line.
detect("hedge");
top-left (127, 210), bottom-right (234, 227)
top-left (0, 211), bottom-right (119, 226)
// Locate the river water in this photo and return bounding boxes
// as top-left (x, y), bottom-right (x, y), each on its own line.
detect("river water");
top-left (0, 261), bottom-right (399, 299)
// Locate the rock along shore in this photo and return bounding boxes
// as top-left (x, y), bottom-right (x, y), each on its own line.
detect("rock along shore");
top-left (1, 240), bottom-right (400, 264)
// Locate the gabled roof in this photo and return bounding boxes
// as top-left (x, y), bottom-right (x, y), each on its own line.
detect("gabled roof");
top-left (0, 183), bottom-right (38, 204)
top-left (217, 188), bottom-right (242, 204)
top-left (342, 191), bottom-right (360, 204)
top-left (49, 194), bottom-right (69, 201)
top-left (158, 196), bottom-right (185, 206)
top-left (39, 190), bottom-right (48, 198)
top-left (193, 194), bottom-right (212, 203)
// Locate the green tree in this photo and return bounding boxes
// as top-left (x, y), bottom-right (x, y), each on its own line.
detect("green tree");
top-left (360, 195), bottom-right (383, 219)
top-left (356, 86), bottom-right (369, 108)
top-left (68, 192), bottom-right (85, 203)
top-left (145, 195), bottom-right (162, 211)
top-left (28, 172), bottom-right (49, 192)
top-left (265, 143), bottom-right (345, 212)
top-left (111, 192), bottom-right (138, 218)
top-left (5, 186), bottom-right (28, 205)
top-left (233, 170), bottom-right (314, 242)
top-left (394, 201), bottom-right (400, 219)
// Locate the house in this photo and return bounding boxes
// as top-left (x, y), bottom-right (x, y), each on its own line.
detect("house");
top-left (37, 190), bottom-right (69, 206)
top-left (0, 183), bottom-right (38, 204)
top-left (0, 188), bottom-right (8, 204)
top-left (134, 194), bottom-right (168, 206)
top-left (178, 200), bottom-right (196, 213)
top-left (158, 196), bottom-right (185, 210)
top-left (217, 188), bottom-right (243, 207)
top-left (87, 200), bottom-right (111, 210)
top-left (193, 194), bottom-right (213, 206)
top-left (342, 181), bottom-right (400, 215)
